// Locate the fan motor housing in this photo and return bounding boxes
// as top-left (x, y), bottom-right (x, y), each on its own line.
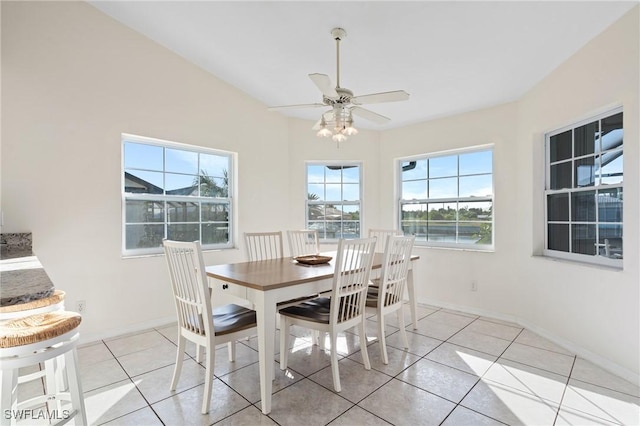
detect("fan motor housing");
top-left (324, 87), bottom-right (353, 106)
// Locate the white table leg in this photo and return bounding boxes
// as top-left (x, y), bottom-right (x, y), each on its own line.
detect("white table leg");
top-left (255, 291), bottom-right (276, 414)
top-left (407, 269), bottom-right (418, 329)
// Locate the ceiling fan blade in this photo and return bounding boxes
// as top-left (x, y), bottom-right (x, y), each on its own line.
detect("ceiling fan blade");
top-left (351, 106), bottom-right (391, 124)
top-left (351, 90), bottom-right (410, 105)
top-left (268, 103), bottom-right (325, 111)
top-left (309, 73), bottom-right (338, 99)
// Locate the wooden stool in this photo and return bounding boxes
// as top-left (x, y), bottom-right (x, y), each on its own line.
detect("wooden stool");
top-left (0, 290), bottom-right (66, 320)
top-left (0, 311), bottom-right (87, 426)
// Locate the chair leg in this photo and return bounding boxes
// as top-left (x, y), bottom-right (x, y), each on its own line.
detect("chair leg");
top-left (170, 336), bottom-right (185, 391)
top-left (378, 312), bottom-right (389, 365)
top-left (201, 341), bottom-right (215, 414)
top-left (397, 307), bottom-right (409, 350)
top-left (196, 344), bottom-right (202, 363)
top-left (359, 319), bottom-right (371, 370)
top-left (329, 331), bottom-right (341, 392)
top-left (227, 341), bottom-right (236, 362)
top-left (279, 316), bottom-right (291, 370)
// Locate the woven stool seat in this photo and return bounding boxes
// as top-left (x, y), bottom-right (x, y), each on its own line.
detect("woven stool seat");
top-left (0, 310), bottom-right (86, 426)
top-left (0, 310), bottom-right (81, 348)
top-left (0, 289), bottom-right (65, 315)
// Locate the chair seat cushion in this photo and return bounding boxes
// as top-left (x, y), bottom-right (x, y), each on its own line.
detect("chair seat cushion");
top-left (366, 287), bottom-right (379, 308)
top-left (213, 304), bottom-right (257, 336)
top-left (0, 311), bottom-right (81, 348)
top-left (366, 287), bottom-right (402, 308)
top-left (279, 297), bottom-right (331, 324)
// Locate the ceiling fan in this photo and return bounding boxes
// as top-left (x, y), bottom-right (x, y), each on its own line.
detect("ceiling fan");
top-left (268, 28), bottom-right (410, 142)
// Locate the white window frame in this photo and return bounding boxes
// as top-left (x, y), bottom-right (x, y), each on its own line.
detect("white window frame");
top-left (121, 133), bottom-right (235, 256)
top-left (543, 107), bottom-right (623, 268)
top-left (397, 145), bottom-right (494, 250)
top-left (305, 161), bottom-right (363, 242)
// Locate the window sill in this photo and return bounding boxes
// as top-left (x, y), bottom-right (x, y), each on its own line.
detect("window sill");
top-left (121, 246), bottom-right (238, 259)
top-left (532, 254), bottom-right (623, 271)
top-left (414, 245), bottom-right (494, 253)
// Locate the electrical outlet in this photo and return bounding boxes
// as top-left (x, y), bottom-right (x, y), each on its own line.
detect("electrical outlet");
top-left (76, 300), bottom-right (86, 313)
top-left (471, 280), bottom-right (478, 292)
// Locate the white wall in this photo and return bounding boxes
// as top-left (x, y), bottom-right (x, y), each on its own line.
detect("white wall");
top-left (380, 6), bottom-right (639, 382)
top-left (2, 1), bottom-right (637, 382)
top-left (514, 6), bottom-right (639, 382)
top-left (380, 103), bottom-right (521, 320)
top-left (1, 1), bottom-right (292, 340)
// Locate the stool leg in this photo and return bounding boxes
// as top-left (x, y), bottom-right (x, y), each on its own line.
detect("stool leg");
top-left (44, 359), bottom-right (63, 415)
top-left (1, 369), bottom-right (18, 426)
top-left (64, 348), bottom-right (87, 426)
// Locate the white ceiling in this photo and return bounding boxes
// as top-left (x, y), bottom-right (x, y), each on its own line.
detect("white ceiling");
top-left (89, 1), bottom-right (637, 130)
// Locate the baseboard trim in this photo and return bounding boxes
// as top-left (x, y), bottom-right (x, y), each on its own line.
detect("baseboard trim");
top-left (78, 315), bottom-right (176, 346)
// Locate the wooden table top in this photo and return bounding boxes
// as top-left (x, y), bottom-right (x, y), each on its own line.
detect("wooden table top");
top-left (205, 252), bottom-right (418, 291)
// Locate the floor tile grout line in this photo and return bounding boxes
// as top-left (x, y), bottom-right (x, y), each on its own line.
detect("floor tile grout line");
top-left (433, 325), bottom-right (526, 426)
top-left (110, 328), bottom-right (266, 425)
top-left (463, 326), bottom-right (582, 423)
top-left (552, 355), bottom-right (577, 426)
top-left (569, 376), bottom-right (640, 398)
top-left (324, 404), bottom-right (391, 426)
top-left (91, 338), bottom-right (166, 426)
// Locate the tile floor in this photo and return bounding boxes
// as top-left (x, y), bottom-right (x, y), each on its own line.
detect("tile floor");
top-left (18, 303), bottom-right (640, 425)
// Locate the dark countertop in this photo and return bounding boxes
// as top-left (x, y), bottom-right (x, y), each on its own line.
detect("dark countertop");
top-left (0, 233), bottom-right (55, 307)
top-left (0, 245), bottom-right (34, 260)
top-left (0, 255), bottom-right (55, 306)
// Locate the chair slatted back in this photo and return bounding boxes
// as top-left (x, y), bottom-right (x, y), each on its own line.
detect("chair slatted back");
top-left (379, 235), bottom-right (415, 308)
top-left (287, 230), bottom-right (320, 257)
top-left (163, 240), bottom-right (212, 337)
top-left (331, 237), bottom-right (377, 324)
top-left (244, 232), bottom-right (284, 261)
top-left (368, 229), bottom-right (404, 252)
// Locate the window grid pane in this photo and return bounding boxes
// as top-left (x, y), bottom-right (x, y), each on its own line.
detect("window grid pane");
top-left (306, 164), bottom-right (361, 240)
top-left (399, 148), bottom-right (493, 248)
top-left (123, 137), bottom-right (232, 254)
top-left (545, 109), bottom-right (623, 262)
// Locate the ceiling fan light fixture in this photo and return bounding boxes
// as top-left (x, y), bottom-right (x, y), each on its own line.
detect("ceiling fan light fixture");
top-left (343, 125), bottom-right (358, 136)
top-left (332, 133), bottom-right (347, 143)
top-left (316, 117), bottom-right (332, 137)
top-left (317, 127), bottom-right (332, 138)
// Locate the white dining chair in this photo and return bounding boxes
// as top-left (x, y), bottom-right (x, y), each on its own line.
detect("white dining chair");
top-left (279, 237), bottom-right (376, 392)
top-left (163, 240), bottom-right (257, 414)
top-left (368, 228), bottom-right (404, 252)
top-left (287, 229), bottom-right (320, 258)
top-left (366, 235), bottom-right (415, 364)
top-left (244, 231), bottom-right (284, 261)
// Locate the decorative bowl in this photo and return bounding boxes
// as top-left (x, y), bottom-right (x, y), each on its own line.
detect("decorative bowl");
top-left (294, 255), bottom-right (332, 265)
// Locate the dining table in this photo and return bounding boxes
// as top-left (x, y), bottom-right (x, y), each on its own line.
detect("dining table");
top-left (205, 251), bottom-right (419, 414)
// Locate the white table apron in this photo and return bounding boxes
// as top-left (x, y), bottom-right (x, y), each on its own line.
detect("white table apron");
top-left (206, 257), bottom-right (417, 415)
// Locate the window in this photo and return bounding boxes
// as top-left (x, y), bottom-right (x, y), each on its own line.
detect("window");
top-left (545, 108), bottom-right (623, 266)
top-left (399, 147), bottom-right (493, 249)
top-left (122, 134), bottom-right (234, 256)
top-left (306, 162), bottom-right (361, 240)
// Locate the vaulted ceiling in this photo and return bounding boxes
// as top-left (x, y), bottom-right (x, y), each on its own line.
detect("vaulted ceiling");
top-left (90, 1), bottom-right (636, 130)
